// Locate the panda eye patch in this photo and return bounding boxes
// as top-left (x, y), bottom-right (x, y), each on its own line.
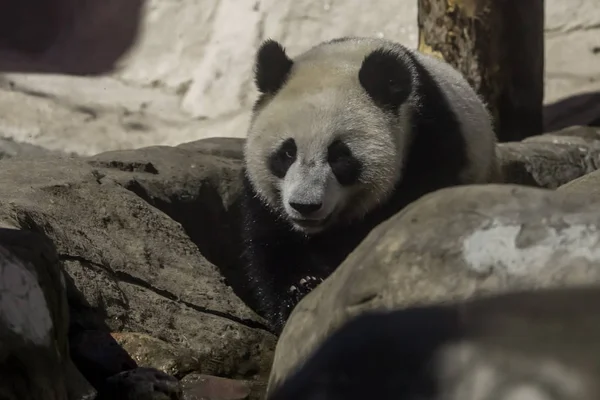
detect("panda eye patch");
top-left (327, 139), bottom-right (362, 186)
top-left (268, 138), bottom-right (297, 179)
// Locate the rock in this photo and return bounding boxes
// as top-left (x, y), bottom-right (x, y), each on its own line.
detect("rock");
top-left (525, 125), bottom-right (600, 145)
top-left (544, 0), bottom-right (600, 104)
top-left (267, 286), bottom-right (600, 400)
top-left (181, 374), bottom-right (265, 400)
top-left (0, 75), bottom-right (253, 156)
top-left (65, 358), bottom-right (99, 400)
top-left (0, 228), bottom-right (86, 399)
top-left (0, 136), bottom-right (62, 160)
top-left (96, 367), bottom-right (182, 400)
top-left (86, 138), bottom-right (248, 302)
top-left (0, 0), bottom-right (419, 156)
top-left (557, 168), bottom-right (600, 198)
top-left (112, 332), bottom-right (198, 379)
top-left (497, 130), bottom-right (600, 188)
top-left (69, 329), bottom-right (138, 389)
top-left (177, 137), bottom-right (245, 160)
top-left (1, 0), bottom-right (598, 154)
top-left (0, 139), bottom-right (277, 384)
top-left (267, 184), bottom-right (600, 392)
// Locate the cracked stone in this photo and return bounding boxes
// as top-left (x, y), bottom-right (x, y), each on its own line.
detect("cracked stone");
top-left (112, 332), bottom-right (199, 379)
top-left (0, 139), bottom-right (277, 388)
top-left (0, 229), bottom-right (87, 399)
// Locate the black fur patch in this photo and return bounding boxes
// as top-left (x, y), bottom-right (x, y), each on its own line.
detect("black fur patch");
top-left (358, 48), bottom-right (413, 112)
top-left (254, 39), bottom-right (294, 95)
top-left (268, 138), bottom-right (297, 179)
top-left (267, 306), bottom-right (461, 400)
top-left (327, 140), bottom-right (362, 185)
top-left (252, 93), bottom-right (271, 114)
top-left (397, 50), bottom-right (467, 190)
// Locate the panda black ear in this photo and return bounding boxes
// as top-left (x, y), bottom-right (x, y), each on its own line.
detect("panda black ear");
top-left (359, 48), bottom-right (413, 112)
top-left (254, 39), bottom-right (294, 95)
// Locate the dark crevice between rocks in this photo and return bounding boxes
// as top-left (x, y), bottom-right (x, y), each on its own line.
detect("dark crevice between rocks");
top-left (88, 160), bottom-right (159, 174)
top-left (121, 178), bottom-right (259, 314)
top-left (59, 253), bottom-right (270, 332)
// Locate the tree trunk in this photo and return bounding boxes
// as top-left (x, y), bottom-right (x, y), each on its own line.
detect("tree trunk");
top-left (417, 0), bottom-right (544, 142)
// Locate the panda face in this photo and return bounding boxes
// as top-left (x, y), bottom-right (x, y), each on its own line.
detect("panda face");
top-left (267, 136), bottom-right (362, 234)
top-left (244, 38), bottom-right (419, 234)
top-left (245, 83), bottom-right (405, 234)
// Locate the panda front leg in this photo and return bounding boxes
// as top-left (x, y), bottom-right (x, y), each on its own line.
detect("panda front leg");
top-left (243, 237), bottom-right (326, 333)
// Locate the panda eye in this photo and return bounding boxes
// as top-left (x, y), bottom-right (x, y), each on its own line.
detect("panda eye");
top-left (267, 138), bottom-right (297, 179)
top-left (327, 139), bottom-right (362, 186)
top-left (280, 139), bottom-right (297, 159)
top-left (327, 139), bottom-right (352, 163)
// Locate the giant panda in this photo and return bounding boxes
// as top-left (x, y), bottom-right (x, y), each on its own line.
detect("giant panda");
top-left (240, 36), bottom-right (498, 332)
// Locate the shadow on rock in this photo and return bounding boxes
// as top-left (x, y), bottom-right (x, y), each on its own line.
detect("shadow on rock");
top-left (0, 144), bottom-right (276, 390)
top-left (0, 0), bottom-right (143, 74)
top-left (268, 287), bottom-right (600, 400)
top-left (544, 91), bottom-right (600, 132)
top-left (88, 138), bottom-right (255, 310)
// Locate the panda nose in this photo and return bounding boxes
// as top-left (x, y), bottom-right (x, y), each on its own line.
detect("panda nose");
top-left (289, 201), bottom-right (322, 216)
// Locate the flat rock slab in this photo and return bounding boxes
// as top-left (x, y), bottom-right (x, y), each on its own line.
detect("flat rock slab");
top-left (0, 140), bottom-right (276, 381)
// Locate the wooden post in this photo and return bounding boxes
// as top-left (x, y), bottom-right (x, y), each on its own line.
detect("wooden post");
top-left (417, 0), bottom-right (545, 142)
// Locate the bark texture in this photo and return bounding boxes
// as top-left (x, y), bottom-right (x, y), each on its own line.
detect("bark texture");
top-left (417, 0), bottom-right (544, 142)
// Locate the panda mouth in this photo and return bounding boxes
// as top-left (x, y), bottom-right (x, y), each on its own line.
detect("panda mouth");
top-left (291, 218), bottom-right (324, 228)
top-left (291, 213), bottom-right (333, 229)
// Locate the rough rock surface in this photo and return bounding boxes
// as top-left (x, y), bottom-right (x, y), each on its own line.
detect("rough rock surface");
top-left (181, 373), bottom-right (266, 400)
top-left (112, 332), bottom-right (199, 379)
top-left (267, 287), bottom-right (600, 400)
top-left (268, 183), bottom-right (600, 393)
top-left (69, 329), bottom-right (138, 389)
top-left (558, 168), bottom-right (600, 198)
top-left (2, 127), bottom-right (600, 399)
top-left (524, 125), bottom-right (600, 145)
top-left (0, 139), bottom-right (277, 389)
top-left (0, 228), bottom-right (95, 400)
top-left (0, 136), bottom-right (60, 160)
top-left (0, 0), bottom-right (598, 155)
top-left (96, 367), bottom-right (183, 400)
top-left (496, 136), bottom-right (600, 189)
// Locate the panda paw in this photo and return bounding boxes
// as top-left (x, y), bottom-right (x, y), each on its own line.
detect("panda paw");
top-left (287, 275), bottom-right (324, 303)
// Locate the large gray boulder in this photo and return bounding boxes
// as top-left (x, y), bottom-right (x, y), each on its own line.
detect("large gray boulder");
top-left (267, 286), bottom-right (600, 400)
top-left (268, 183), bottom-right (600, 394)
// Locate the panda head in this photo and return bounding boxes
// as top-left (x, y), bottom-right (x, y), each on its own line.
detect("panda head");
top-left (245, 38), bottom-right (415, 234)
